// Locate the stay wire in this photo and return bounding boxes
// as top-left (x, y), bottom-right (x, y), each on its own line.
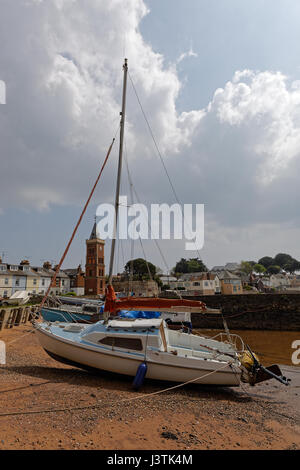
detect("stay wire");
top-left (128, 71), bottom-right (203, 260)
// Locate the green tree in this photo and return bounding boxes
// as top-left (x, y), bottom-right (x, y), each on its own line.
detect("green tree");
top-left (240, 261), bottom-right (253, 275)
top-left (173, 258), bottom-right (189, 274)
top-left (273, 253), bottom-right (294, 268)
top-left (258, 256), bottom-right (274, 269)
top-left (124, 258), bottom-right (157, 280)
top-left (188, 258), bottom-right (208, 273)
top-left (253, 263), bottom-right (266, 274)
top-left (283, 259), bottom-right (300, 274)
top-left (173, 258), bottom-right (207, 274)
top-left (267, 265), bottom-right (281, 275)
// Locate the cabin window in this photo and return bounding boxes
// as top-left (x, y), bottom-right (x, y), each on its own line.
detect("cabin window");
top-left (99, 336), bottom-right (143, 351)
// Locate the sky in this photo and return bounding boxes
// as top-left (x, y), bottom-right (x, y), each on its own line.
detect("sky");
top-left (1, 0), bottom-right (300, 272)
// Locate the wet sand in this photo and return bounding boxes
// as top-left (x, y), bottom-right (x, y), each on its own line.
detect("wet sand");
top-left (0, 325), bottom-right (299, 450)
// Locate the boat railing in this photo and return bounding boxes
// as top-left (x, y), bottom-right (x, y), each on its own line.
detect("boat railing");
top-left (209, 332), bottom-right (245, 353)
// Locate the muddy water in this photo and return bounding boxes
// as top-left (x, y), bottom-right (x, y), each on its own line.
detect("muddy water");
top-left (198, 329), bottom-right (300, 366)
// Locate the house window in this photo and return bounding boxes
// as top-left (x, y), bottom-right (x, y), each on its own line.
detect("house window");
top-left (3, 291), bottom-right (8, 298)
top-left (5, 278), bottom-right (8, 285)
top-left (99, 337), bottom-right (143, 351)
top-left (33, 279), bottom-right (37, 285)
top-left (10, 265), bottom-right (18, 271)
top-left (0, 265), bottom-right (7, 271)
top-left (15, 279), bottom-right (20, 286)
top-left (193, 282), bottom-right (200, 286)
top-left (62, 280), bottom-right (65, 286)
top-left (42, 279), bottom-right (45, 286)
top-left (204, 281), bottom-right (209, 286)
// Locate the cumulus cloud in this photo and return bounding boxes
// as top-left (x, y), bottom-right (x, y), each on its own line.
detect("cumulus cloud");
top-left (1, 0), bottom-right (300, 251)
top-left (0, 0), bottom-right (197, 210)
top-left (211, 70), bottom-right (300, 183)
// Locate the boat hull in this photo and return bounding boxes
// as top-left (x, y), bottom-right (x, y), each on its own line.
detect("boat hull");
top-left (35, 327), bottom-right (241, 386)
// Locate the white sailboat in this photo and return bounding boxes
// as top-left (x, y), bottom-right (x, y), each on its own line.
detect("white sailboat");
top-left (34, 59), bottom-right (290, 389)
top-left (35, 317), bottom-right (242, 386)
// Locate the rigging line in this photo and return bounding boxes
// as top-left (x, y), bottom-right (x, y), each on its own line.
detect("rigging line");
top-left (124, 143), bottom-right (153, 283)
top-left (138, 236), bottom-right (153, 282)
top-left (132, 185), bottom-right (170, 274)
top-left (38, 134), bottom-right (117, 315)
top-left (123, 137), bottom-right (170, 274)
top-left (120, 239), bottom-right (125, 275)
top-left (128, 71), bottom-right (202, 259)
top-left (124, 141), bottom-right (135, 293)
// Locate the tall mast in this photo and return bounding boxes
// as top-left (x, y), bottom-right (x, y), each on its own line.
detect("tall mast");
top-left (108, 58), bottom-right (128, 285)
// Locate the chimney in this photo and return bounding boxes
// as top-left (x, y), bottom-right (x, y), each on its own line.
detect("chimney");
top-left (20, 259), bottom-right (30, 266)
top-left (43, 261), bottom-right (52, 270)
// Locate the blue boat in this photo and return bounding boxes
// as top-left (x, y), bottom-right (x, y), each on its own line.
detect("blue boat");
top-left (41, 303), bottom-right (104, 323)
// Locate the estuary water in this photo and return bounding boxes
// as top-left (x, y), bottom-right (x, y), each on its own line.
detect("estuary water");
top-left (199, 329), bottom-right (300, 366)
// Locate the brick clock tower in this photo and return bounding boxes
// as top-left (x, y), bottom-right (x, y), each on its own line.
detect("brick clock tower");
top-left (84, 222), bottom-right (105, 296)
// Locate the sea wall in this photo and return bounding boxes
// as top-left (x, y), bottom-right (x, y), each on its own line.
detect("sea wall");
top-left (183, 293), bottom-right (300, 331)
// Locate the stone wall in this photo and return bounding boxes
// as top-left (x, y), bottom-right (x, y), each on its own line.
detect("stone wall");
top-left (183, 293), bottom-right (300, 331)
top-left (112, 280), bottom-right (159, 297)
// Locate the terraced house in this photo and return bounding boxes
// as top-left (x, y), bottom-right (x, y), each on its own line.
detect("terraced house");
top-left (0, 263), bottom-right (13, 298)
top-left (173, 272), bottom-right (221, 295)
top-left (0, 260), bottom-right (71, 298)
top-left (216, 270), bottom-right (243, 294)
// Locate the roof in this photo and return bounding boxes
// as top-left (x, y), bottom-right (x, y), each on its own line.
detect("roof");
top-left (63, 269), bottom-right (79, 276)
top-left (160, 276), bottom-right (177, 283)
top-left (216, 270), bottom-right (241, 280)
top-left (32, 267), bottom-right (54, 278)
top-left (180, 272), bottom-right (217, 281)
top-left (225, 262), bottom-right (241, 271)
top-left (211, 266), bottom-right (225, 271)
top-left (0, 265), bottom-right (39, 277)
top-left (89, 222), bottom-right (102, 240)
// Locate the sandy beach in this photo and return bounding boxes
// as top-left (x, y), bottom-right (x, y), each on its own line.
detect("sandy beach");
top-left (0, 325), bottom-right (299, 450)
